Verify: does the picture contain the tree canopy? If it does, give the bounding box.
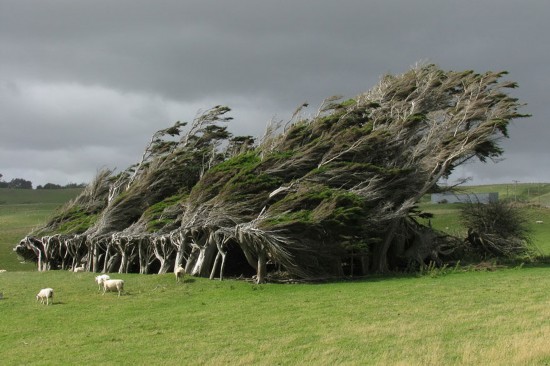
[0,177,33,189]
[15,64,529,282]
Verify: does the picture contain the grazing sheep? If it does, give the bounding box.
[535,220,543,224]
[175,266,185,283]
[36,288,54,305]
[102,279,124,297]
[0,269,7,273]
[73,266,85,273]
[95,274,111,291]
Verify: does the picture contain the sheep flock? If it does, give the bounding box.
[30,265,189,304]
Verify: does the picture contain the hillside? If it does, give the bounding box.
[419,184,550,254]
[0,188,82,270]
[0,188,82,205]
[461,183,550,206]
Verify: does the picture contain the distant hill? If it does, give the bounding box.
[454,183,550,207]
[0,188,83,205]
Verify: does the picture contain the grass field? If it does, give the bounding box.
[0,188,82,271]
[1,186,550,364]
[1,267,550,364]
[418,183,550,255]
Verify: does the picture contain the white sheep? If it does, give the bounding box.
[175,265,185,283]
[102,279,124,297]
[36,288,54,305]
[95,274,111,291]
[73,266,85,273]
[0,269,7,273]
[535,220,543,224]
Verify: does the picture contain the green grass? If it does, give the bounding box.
[419,183,550,255]
[459,183,550,205]
[0,188,82,271]
[1,269,550,364]
[419,202,550,255]
[2,185,550,364]
[0,188,82,205]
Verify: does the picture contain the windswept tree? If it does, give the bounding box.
[176,64,527,278]
[16,64,529,281]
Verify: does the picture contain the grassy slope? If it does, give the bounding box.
[1,269,549,364]
[0,188,82,271]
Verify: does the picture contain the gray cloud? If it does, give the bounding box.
[1,0,548,186]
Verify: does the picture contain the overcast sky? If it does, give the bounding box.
[1,0,548,187]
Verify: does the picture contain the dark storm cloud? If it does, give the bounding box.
[1,0,549,185]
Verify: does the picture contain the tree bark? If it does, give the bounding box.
[374,219,401,273]
[256,251,267,284]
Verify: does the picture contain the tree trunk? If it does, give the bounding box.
[210,252,221,280]
[102,244,111,273]
[118,252,127,274]
[172,231,189,271]
[219,252,227,281]
[138,238,152,274]
[153,235,174,274]
[185,245,200,274]
[157,258,170,274]
[190,241,217,277]
[360,255,369,275]
[210,237,229,280]
[373,219,400,273]
[37,250,44,272]
[256,251,267,284]
[105,253,120,273]
[92,240,100,273]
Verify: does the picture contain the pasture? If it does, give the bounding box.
[1,267,550,364]
[0,188,82,271]
[418,183,550,254]
[1,186,550,364]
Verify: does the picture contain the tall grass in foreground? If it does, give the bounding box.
[1,269,550,365]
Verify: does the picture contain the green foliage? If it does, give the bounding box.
[265,186,365,236]
[208,151,260,174]
[146,218,174,233]
[35,204,99,236]
[192,152,263,203]
[2,178,33,189]
[267,209,314,226]
[143,194,184,218]
[340,98,357,107]
[143,193,185,233]
[270,184,334,213]
[54,209,98,235]
[226,172,282,198]
[13,64,533,277]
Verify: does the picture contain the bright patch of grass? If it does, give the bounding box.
[0,188,82,270]
[1,269,550,364]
